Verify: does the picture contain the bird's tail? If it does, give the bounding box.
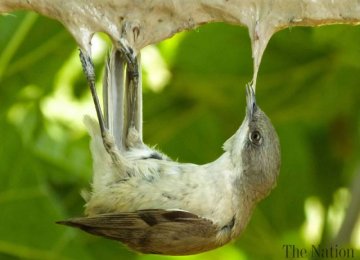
[103,48,143,152]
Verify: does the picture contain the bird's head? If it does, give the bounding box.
[224,84,281,201]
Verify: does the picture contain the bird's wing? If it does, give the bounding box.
[57,209,219,255]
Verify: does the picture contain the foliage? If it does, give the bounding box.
[0,11,359,260]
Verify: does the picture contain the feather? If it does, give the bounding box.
[57,209,220,255]
[103,49,126,151]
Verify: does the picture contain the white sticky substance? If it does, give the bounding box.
[1,0,360,88]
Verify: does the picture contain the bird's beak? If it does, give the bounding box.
[246,84,257,120]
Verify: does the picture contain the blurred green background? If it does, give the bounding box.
[1,11,360,260]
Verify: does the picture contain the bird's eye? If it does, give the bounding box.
[249,130,262,145]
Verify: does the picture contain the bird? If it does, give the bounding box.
[57,42,281,255]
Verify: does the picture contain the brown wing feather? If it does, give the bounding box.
[57,209,220,255]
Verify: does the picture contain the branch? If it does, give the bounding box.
[1,0,360,86]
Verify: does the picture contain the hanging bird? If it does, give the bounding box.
[57,42,281,255]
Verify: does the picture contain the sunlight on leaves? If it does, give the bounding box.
[352,217,360,249]
[327,188,351,238]
[41,49,93,134]
[142,45,171,92]
[157,32,186,66]
[301,197,325,245]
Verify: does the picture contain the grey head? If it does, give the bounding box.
[225,84,281,201]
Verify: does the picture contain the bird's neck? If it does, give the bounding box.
[215,154,256,240]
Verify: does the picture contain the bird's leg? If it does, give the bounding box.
[118,39,143,148]
[126,54,142,143]
[79,50,107,136]
[79,49,118,156]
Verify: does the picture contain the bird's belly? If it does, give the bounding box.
[86,174,236,226]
